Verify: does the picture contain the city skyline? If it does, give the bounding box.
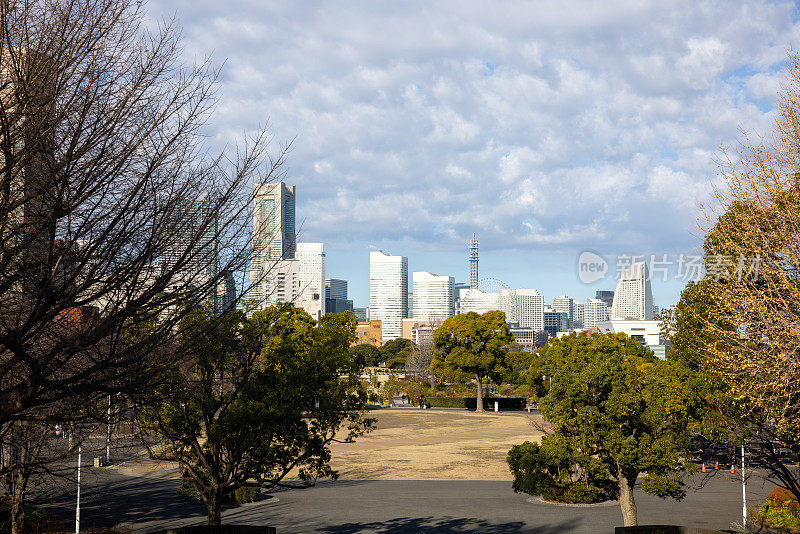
[141,1,795,310]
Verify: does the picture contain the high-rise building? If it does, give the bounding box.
[571,300,585,329]
[353,307,368,322]
[611,262,654,320]
[543,307,569,337]
[457,287,500,315]
[326,278,348,300]
[552,296,574,328]
[412,272,455,320]
[325,278,353,314]
[369,250,408,342]
[502,289,544,331]
[249,182,295,307]
[295,243,325,321]
[159,196,218,297]
[595,290,615,309]
[583,298,610,328]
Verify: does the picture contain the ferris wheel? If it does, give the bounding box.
[477,278,511,294]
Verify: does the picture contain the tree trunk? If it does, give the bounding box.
[206,488,222,525]
[10,488,24,534]
[475,375,484,413]
[618,476,638,526]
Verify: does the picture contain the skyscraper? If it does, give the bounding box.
[552,296,574,328]
[572,300,585,329]
[249,182,295,307]
[611,262,654,320]
[295,242,325,321]
[160,196,218,295]
[502,289,544,330]
[584,298,610,328]
[412,272,455,320]
[325,278,354,314]
[369,250,408,342]
[595,290,615,309]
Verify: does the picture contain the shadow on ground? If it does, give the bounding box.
[319,516,579,533]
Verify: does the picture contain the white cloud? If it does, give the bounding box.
[147,0,798,257]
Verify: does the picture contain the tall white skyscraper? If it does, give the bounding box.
[295,242,326,321]
[583,298,610,328]
[249,182,295,307]
[502,289,544,331]
[552,296,574,328]
[412,272,455,320]
[369,250,408,342]
[611,262,655,320]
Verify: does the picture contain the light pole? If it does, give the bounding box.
[105,394,111,465]
[741,443,747,527]
[75,444,81,534]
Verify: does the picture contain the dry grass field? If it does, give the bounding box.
[328,408,545,480]
[113,408,545,481]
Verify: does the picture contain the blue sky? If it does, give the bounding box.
[147,0,798,308]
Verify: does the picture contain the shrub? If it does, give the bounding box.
[233,486,261,504]
[0,496,47,531]
[771,487,800,513]
[753,500,800,532]
[426,397,468,408]
[177,472,260,504]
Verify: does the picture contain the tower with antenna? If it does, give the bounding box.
[469,233,479,289]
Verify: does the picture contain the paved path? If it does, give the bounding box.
[39,470,776,533]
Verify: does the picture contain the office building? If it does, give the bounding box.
[457,287,500,315]
[402,318,442,346]
[249,182,295,307]
[543,307,569,337]
[571,300,585,329]
[502,289,544,331]
[369,250,408,342]
[355,320,382,347]
[412,272,455,320]
[583,298,609,329]
[595,290,615,308]
[159,196,219,301]
[552,296,574,328]
[295,242,325,321]
[611,262,654,320]
[596,319,665,359]
[353,307,368,322]
[325,278,353,314]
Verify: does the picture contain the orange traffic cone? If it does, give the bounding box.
[702,463,706,473]
[715,461,719,470]
[731,464,735,473]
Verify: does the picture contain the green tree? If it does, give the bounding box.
[509,332,698,526]
[349,343,382,368]
[136,305,374,525]
[378,338,415,369]
[432,311,513,413]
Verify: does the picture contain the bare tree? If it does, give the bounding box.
[405,319,443,392]
[0,0,286,530]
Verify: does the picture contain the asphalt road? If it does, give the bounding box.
[38,468,777,534]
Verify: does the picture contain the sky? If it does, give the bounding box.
[147,0,798,308]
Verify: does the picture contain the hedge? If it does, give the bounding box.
[425,397,527,410]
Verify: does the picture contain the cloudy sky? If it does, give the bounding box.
[148,0,797,308]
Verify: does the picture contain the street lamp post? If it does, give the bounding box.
[741,443,747,527]
[75,444,81,534]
